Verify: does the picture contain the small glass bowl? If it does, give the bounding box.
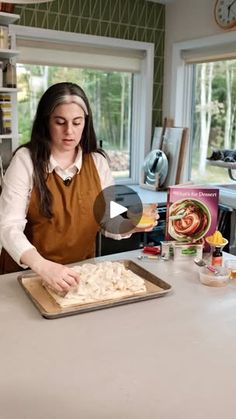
[128,203,157,228]
[199,266,230,287]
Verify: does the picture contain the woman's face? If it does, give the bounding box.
[49,102,86,153]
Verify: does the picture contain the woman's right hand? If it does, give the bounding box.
[34,259,80,293]
[21,249,80,293]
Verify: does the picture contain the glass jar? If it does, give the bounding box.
[0,61,3,87]
[0,105,4,135]
[0,4,15,13]
[5,60,16,88]
[0,26,8,49]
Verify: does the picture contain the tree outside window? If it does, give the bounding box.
[191,59,236,184]
[17,64,132,179]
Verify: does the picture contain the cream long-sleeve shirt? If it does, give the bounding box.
[0,147,127,268]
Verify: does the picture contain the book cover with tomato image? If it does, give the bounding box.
[165,186,219,247]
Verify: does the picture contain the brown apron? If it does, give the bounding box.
[0,154,102,274]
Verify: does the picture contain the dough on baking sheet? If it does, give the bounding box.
[45,261,147,307]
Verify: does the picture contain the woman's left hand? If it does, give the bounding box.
[131,206,160,233]
[132,221,158,233]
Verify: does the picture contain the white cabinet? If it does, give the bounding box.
[0,11,19,170]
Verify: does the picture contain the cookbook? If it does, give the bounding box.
[165,185,219,246]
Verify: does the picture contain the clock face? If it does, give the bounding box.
[215,0,236,28]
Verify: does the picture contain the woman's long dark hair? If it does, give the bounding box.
[16,82,105,217]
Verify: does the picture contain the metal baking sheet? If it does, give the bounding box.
[18,259,173,319]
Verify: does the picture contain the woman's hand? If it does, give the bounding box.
[34,259,80,293]
[20,249,80,293]
[132,204,160,233]
[119,204,160,236]
[132,220,158,233]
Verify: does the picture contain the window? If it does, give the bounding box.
[17,64,132,179]
[11,24,154,184]
[191,59,236,185]
[170,31,236,186]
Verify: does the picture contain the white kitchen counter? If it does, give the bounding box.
[128,184,167,205]
[1,249,236,419]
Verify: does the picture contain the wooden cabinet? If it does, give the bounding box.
[0,11,19,171]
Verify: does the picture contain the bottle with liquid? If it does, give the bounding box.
[0,105,4,135]
[5,59,16,88]
[212,246,223,266]
[0,26,8,49]
[0,61,3,87]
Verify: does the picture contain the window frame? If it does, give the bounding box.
[169,30,236,181]
[10,24,154,185]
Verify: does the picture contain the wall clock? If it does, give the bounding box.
[214,0,236,29]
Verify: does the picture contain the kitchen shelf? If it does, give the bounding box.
[0,87,18,92]
[0,13,19,167]
[0,12,20,26]
[0,48,19,59]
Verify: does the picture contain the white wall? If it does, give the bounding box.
[163,0,235,118]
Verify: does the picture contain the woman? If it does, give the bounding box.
[0,82,157,292]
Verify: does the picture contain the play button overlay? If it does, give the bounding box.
[110,201,127,219]
[93,185,143,235]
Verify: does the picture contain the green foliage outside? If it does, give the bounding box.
[191,60,236,185]
[17,64,132,154]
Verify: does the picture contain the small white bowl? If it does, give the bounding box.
[199,266,229,287]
